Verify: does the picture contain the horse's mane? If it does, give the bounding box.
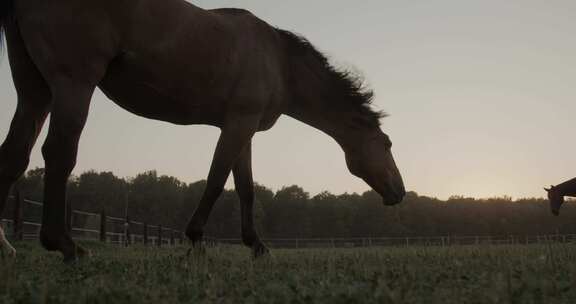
[276,29,385,127]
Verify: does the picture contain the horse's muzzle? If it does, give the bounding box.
[382,189,406,206]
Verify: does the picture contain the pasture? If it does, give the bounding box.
[1,242,575,303]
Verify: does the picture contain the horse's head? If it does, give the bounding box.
[344,130,405,206]
[277,29,405,204]
[545,186,564,216]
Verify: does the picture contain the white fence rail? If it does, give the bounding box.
[215,234,576,249]
[3,194,576,250]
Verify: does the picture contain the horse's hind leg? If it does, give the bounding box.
[0,24,51,256]
[232,142,269,258]
[16,13,114,261]
[38,82,96,262]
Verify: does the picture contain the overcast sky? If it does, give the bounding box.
[0,0,574,199]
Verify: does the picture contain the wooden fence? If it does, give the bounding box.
[216,234,576,249]
[1,192,185,247]
[2,192,576,250]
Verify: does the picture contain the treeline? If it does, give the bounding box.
[11,168,576,238]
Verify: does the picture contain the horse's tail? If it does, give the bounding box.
[0,0,15,54]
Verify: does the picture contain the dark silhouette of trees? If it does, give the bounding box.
[10,168,576,238]
[68,170,127,217]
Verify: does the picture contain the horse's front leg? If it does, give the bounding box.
[233,142,269,258]
[186,115,261,248]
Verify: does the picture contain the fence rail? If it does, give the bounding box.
[2,192,576,250]
[1,193,186,247]
[213,234,576,249]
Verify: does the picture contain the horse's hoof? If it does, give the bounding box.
[252,244,270,259]
[63,245,90,263]
[40,232,66,252]
[40,232,89,263]
[185,228,204,245]
[186,245,207,258]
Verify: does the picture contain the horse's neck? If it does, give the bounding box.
[556,178,576,197]
[285,103,352,148]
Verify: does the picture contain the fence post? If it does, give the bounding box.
[12,190,23,241]
[157,225,162,247]
[125,217,131,247]
[143,223,149,246]
[179,231,184,245]
[170,229,175,246]
[100,209,107,243]
[66,200,72,234]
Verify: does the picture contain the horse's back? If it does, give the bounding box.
[98,2,285,128]
[13,0,286,128]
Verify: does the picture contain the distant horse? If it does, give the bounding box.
[0,0,405,261]
[545,178,576,216]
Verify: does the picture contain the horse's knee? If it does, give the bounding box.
[0,103,49,184]
[41,141,78,178]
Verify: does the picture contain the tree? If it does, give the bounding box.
[13,168,576,239]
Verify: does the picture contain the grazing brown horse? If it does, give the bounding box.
[0,0,405,261]
[545,178,576,216]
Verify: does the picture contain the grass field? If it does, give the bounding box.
[0,242,575,304]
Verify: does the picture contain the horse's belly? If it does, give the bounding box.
[98,61,223,126]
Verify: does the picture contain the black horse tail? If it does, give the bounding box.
[0,0,15,53]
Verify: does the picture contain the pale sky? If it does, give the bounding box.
[0,0,574,199]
